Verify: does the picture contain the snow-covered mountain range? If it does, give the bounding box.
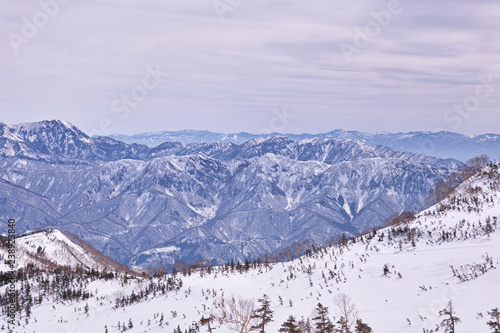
[111,129,500,162]
[0,120,465,268]
[3,162,499,333]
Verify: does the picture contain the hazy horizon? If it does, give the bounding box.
[2,1,499,137]
[3,119,500,138]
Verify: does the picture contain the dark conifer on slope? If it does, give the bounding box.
[440,301,461,333]
[251,294,274,333]
[279,315,300,333]
[488,308,500,333]
[312,303,335,333]
[355,319,373,333]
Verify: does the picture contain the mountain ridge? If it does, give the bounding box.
[1,121,459,169]
[111,128,500,162]
[0,120,465,268]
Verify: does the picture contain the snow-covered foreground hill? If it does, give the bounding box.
[0,229,131,273]
[3,165,500,333]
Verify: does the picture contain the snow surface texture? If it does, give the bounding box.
[3,165,499,332]
[0,121,459,267]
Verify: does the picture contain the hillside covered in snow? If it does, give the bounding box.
[2,163,499,332]
[0,229,131,273]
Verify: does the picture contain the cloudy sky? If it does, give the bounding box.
[1,0,499,136]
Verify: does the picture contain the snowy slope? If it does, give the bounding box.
[5,164,499,332]
[0,229,130,272]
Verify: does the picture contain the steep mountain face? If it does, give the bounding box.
[0,121,459,268]
[112,129,500,162]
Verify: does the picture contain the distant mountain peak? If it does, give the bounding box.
[13,119,87,136]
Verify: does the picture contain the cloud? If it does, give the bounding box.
[0,0,499,136]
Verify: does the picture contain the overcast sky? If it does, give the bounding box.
[1,0,499,136]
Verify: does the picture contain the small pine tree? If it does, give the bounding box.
[487,308,500,333]
[245,258,251,271]
[336,316,349,333]
[383,264,390,276]
[104,325,108,333]
[305,318,313,333]
[188,321,200,333]
[312,303,335,333]
[84,303,89,315]
[128,318,133,329]
[279,315,300,333]
[251,294,274,332]
[298,317,313,333]
[354,319,373,333]
[173,325,182,333]
[25,302,32,318]
[440,301,461,333]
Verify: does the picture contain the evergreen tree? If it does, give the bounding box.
[173,325,182,333]
[251,294,274,332]
[439,301,461,333]
[128,318,133,329]
[279,315,300,333]
[298,317,313,333]
[188,321,200,333]
[336,317,349,333]
[487,308,500,333]
[312,303,335,333]
[305,318,313,333]
[383,264,390,277]
[354,319,372,333]
[25,302,32,318]
[244,258,251,272]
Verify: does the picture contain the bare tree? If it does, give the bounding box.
[440,300,461,333]
[334,293,358,333]
[429,179,454,203]
[385,211,416,226]
[467,155,490,172]
[427,154,490,205]
[213,296,257,333]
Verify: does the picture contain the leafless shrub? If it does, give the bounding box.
[333,292,358,332]
[212,296,257,333]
